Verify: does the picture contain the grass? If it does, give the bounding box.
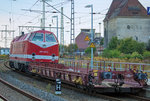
[46,83,51,92]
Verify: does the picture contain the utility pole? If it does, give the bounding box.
[99,23,101,37]
[4,25,7,48]
[60,7,64,55]
[42,0,46,30]
[85,5,94,69]
[0,25,15,48]
[70,0,75,44]
[70,0,75,57]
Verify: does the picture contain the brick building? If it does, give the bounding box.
[75,29,103,55]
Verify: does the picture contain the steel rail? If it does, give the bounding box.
[0,94,8,101]
[0,63,43,101]
[126,94,150,101]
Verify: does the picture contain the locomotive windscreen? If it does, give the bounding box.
[32,33,44,41]
[45,34,56,42]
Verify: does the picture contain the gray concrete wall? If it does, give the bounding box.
[104,18,117,48]
[104,17,150,47]
[116,17,150,43]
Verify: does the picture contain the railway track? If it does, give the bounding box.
[125,94,150,101]
[0,77,43,101]
[0,94,8,101]
[3,61,125,101]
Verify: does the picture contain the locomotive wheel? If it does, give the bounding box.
[9,61,15,68]
[86,86,95,95]
[24,66,31,74]
[18,63,23,71]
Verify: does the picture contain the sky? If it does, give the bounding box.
[0,0,149,47]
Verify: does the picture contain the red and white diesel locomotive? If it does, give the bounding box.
[9,30,59,71]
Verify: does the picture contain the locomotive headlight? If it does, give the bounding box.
[32,53,35,56]
[32,53,35,60]
[32,57,35,60]
[52,54,55,57]
[52,54,55,61]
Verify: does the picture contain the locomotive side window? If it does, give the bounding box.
[32,33,44,41]
[45,34,56,42]
[28,33,35,41]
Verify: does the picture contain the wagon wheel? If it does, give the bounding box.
[86,84,95,95]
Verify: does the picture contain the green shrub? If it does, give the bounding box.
[119,54,131,59]
[108,37,119,50]
[124,54,131,59]
[102,49,121,58]
[143,51,150,59]
[110,50,121,58]
[131,52,143,60]
[102,49,110,58]
[85,47,96,55]
[118,38,145,54]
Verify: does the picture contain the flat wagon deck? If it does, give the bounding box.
[28,59,149,93]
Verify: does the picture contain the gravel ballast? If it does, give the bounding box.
[0,72,67,101]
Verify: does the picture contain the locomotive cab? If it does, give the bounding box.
[28,31,59,62]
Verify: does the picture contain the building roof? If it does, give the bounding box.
[104,0,148,21]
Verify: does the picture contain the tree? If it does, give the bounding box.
[118,38,145,54]
[100,38,104,46]
[108,37,119,50]
[67,44,78,54]
[146,39,150,51]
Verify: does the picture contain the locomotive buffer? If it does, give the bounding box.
[55,79,61,95]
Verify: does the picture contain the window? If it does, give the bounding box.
[135,36,138,41]
[32,33,44,42]
[127,25,130,29]
[28,33,34,41]
[45,34,56,42]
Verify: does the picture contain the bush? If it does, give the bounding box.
[131,52,143,60]
[118,38,145,54]
[108,37,119,50]
[67,44,78,53]
[102,49,111,58]
[143,51,150,59]
[119,54,131,59]
[85,47,96,55]
[102,49,121,58]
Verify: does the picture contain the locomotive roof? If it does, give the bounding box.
[12,30,55,42]
[32,30,53,34]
